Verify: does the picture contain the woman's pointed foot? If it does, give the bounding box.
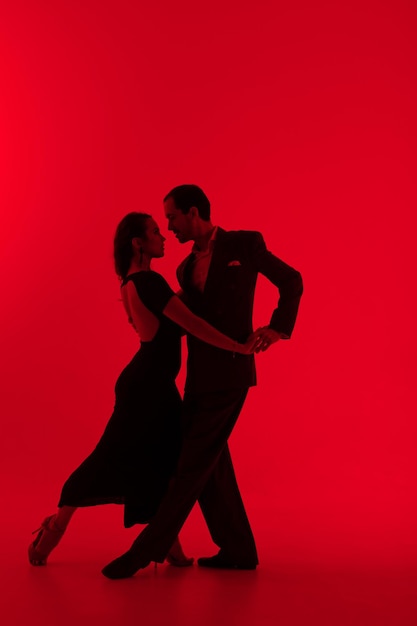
[166,552,194,567]
[101,550,151,579]
[28,514,66,566]
[166,536,194,567]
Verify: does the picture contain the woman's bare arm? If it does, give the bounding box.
[163,295,256,354]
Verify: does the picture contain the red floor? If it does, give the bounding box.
[5,492,417,626]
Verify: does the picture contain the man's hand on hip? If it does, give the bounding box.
[252,326,287,352]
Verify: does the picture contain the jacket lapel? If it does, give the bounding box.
[203,228,228,299]
[178,253,195,290]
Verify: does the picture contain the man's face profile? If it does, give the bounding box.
[164,197,194,243]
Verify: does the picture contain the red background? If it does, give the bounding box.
[1,1,416,624]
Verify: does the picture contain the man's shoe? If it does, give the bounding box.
[197,553,257,570]
[101,549,151,579]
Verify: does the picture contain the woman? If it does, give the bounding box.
[28,212,256,567]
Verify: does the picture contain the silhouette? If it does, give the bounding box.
[28,212,256,568]
[102,185,303,578]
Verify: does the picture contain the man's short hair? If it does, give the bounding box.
[164,184,211,221]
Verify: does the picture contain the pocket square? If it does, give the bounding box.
[227,260,241,266]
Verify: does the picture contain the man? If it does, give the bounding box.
[102,185,303,578]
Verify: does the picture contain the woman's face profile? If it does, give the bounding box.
[141,218,166,258]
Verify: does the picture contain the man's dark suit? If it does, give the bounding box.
[122,228,303,565]
[178,228,303,392]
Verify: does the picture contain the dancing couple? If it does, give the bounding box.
[29,184,303,577]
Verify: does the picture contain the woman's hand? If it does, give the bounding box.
[252,326,286,352]
[235,332,261,355]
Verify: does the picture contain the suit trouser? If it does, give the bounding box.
[130,387,258,564]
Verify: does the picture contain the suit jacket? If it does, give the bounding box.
[177,227,303,393]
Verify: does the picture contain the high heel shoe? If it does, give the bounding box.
[28,514,65,566]
[165,535,194,567]
[166,552,194,567]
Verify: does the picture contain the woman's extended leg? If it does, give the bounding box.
[28,506,77,566]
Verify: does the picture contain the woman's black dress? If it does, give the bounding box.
[58,271,182,528]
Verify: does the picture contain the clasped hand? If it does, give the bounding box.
[241,326,284,354]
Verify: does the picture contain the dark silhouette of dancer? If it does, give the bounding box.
[29,212,256,568]
[102,185,303,578]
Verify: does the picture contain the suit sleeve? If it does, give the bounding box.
[248,232,303,338]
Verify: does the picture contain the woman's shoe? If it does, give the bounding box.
[166,552,194,567]
[28,514,65,566]
[166,536,194,567]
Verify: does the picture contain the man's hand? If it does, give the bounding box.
[252,326,286,352]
